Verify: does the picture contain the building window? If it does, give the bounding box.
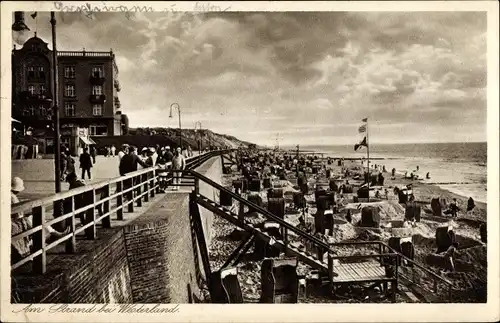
[89,125,108,136]
[64,66,75,78]
[64,102,75,116]
[27,66,35,80]
[37,66,45,79]
[92,66,103,78]
[28,85,35,95]
[92,104,103,116]
[39,84,46,95]
[25,106,35,116]
[64,84,75,97]
[92,85,103,95]
[39,105,46,117]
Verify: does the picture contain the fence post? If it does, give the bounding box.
[144,173,150,203]
[66,196,76,253]
[128,178,135,213]
[194,175,200,195]
[117,181,124,220]
[150,169,156,198]
[328,252,334,294]
[32,205,46,274]
[85,189,97,240]
[136,175,143,208]
[102,184,111,229]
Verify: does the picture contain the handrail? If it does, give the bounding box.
[10,150,231,274]
[189,169,333,252]
[380,242,453,286]
[11,150,230,215]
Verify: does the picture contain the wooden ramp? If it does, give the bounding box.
[333,262,386,283]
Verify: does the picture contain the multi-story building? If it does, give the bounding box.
[12,34,127,154]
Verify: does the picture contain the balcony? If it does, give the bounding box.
[114,96,121,109]
[89,94,106,103]
[114,79,121,92]
[90,73,105,85]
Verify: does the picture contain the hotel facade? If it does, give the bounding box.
[12,35,127,154]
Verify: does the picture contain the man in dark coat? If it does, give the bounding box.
[79,147,93,180]
[119,146,149,201]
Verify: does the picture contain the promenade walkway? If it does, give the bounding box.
[12,156,122,201]
[11,153,200,201]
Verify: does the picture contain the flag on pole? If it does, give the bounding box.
[362,117,368,122]
[30,12,37,19]
[358,125,367,133]
[354,136,367,151]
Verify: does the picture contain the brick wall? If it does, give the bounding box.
[123,193,200,303]
[13,228,133,303]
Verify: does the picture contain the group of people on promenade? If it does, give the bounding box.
[11,143,196,266]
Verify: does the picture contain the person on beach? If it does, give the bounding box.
[172,147,186,191]
[79,147,93,180]
[449,198,460,218]
[426,172,431,179]
[467,197,475,213]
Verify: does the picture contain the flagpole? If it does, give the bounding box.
[366,119,370,202]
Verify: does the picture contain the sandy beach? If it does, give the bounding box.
[206,151,487,303]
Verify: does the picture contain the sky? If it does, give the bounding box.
[13,11,487,146]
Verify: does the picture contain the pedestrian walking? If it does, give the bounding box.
[79,147,93,180]
[172,147,186,191]
[118,144,128,161]
[111,145,116,157]
[90,145,97,164]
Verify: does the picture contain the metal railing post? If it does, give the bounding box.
[32,205,46,274]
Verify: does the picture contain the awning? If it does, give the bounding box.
[12,118,22,123]
[80,137,96,145]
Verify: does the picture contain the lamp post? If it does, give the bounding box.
[169,103,182,150]
[194,121,202,156]
[12,11,61,192]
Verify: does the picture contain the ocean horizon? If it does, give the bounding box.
[283,142,487,203]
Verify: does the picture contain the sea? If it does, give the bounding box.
[287,142,488,203]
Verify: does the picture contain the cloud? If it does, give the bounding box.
[16,11,487,146]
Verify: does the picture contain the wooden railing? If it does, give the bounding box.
[331,240,454,302]
[10,150,231,274]
[379,242,454,302]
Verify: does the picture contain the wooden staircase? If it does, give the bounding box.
[196,193,332,273]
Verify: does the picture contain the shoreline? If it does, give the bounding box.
[340,158,487,223]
